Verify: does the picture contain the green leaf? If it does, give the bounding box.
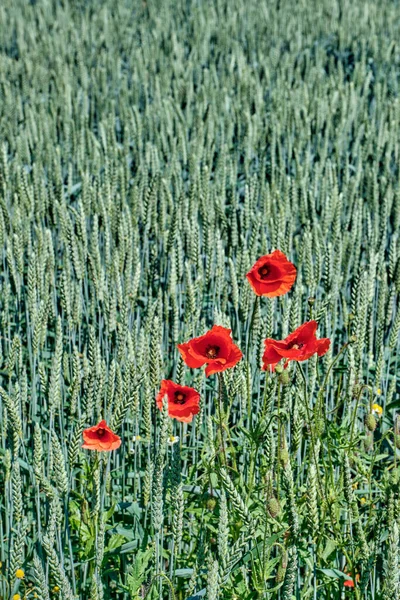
[318,568,352,581]
[321,539,337,561]
[126,547,154,596]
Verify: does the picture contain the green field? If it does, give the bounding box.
[0,0,400,598]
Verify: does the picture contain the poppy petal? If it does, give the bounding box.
[82,420,121,452]
[178,326,242,375]
[246,250,296,297]
[316,337,330,356]
[177,342,206,368]
[156,380,201,423]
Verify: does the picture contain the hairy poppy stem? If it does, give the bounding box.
[320,342,349,394]
[297,362,357,580]
[276,381,282,500]
[349,384,373,449]
[246,296,259,360]
[217,373,228,468]
[144,573,177,600]
[297,363,325,501]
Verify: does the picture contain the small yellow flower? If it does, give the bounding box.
[372,403,383,417]
[15,568,25,579]
[53,585,60,593]
[132,435,141,442]
[352,481,359,490]
[360,497,367,505]
[376,388,382,396]
[13,595,21,600]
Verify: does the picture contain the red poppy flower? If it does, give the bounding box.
[262,320,330,371]
[177,325,242,377]
[156,380,200,423]
[246,250,296,297]
[344,573,359,588]
[82,420,121,451]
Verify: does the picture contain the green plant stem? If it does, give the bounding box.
[297,363,324,500]
[246,295,259,360]
[144,573,177,600]
[217,373,228,468]
[349,384,373,449]
[298,364,360,599]
[320,342,349,394]
[276,381,282,499]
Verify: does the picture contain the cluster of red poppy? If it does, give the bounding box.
[82,250,330,449]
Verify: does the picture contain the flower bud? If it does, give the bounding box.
[206,497,217,511]
[267,496,280,518]
[364,431,374,451]
[279,448,290,467]
[279,369,291,386]
[275,550,288,583]
[276,563,286,583]
[365,413,377,432]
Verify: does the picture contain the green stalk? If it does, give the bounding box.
[217,373,228,468]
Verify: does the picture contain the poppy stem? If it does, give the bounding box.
[276,381,281,500]
[246,296,259,360]
[349,384,373,449]
[297,363,325,502]
[320,342,349,394]
[217,373,228,468]
[144,573,177,600]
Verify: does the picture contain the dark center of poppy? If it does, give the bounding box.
[258,265,269,279]
[97,428,105,436]
[174,391,187,405]
[205,345,220,359]
[287,341,304,350]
